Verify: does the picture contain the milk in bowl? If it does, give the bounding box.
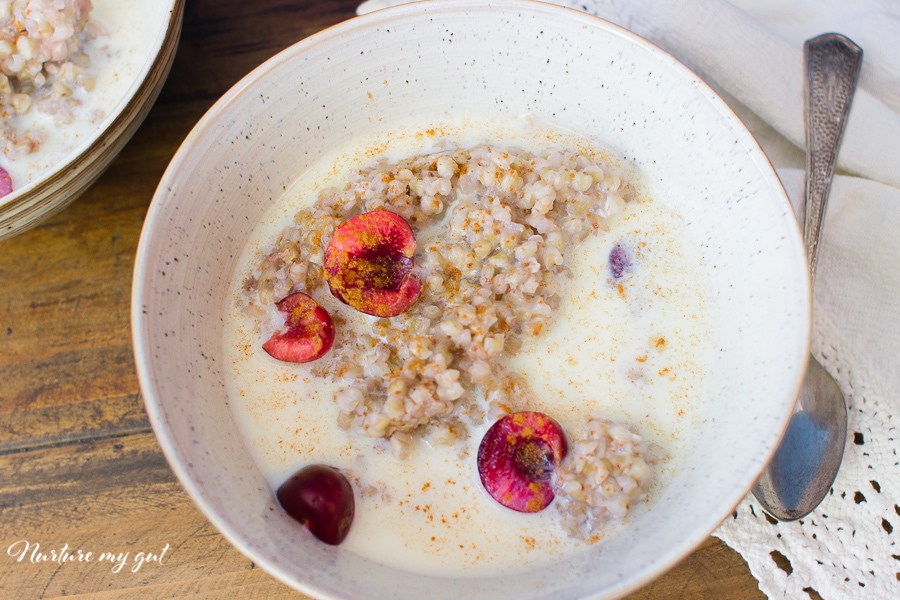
[223,118,713,576]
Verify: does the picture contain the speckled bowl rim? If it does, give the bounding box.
[134,1,809,598]
[0,0,185,234]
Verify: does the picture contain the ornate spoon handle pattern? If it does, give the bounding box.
[803,34,862,281]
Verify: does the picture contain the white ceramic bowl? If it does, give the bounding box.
[133,1,810,598]
[0,0,185,240]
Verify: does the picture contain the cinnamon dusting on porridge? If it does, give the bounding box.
[240,143,665,540]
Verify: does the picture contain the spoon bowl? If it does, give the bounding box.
[753,356,848,519]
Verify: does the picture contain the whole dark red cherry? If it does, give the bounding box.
[276,464,355,545]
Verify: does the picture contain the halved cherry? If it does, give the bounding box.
[323,209,421,317]
[0,167,12,198]
[277,464,355,545]
[262,292,334,363]
[477,411,568,513]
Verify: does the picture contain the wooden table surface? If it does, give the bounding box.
[0,1,767,598]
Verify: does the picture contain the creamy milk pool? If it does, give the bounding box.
[223,118,712,577]
[0,0,162,199]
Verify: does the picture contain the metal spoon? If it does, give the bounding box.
[751,33,862,521]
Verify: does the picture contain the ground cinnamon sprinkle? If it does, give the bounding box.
[242,144,635,459]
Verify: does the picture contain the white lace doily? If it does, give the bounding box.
[714,306,900,599]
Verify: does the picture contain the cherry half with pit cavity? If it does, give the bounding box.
[323,209,421,317]
[477,411,568,513]
[276,464,355,546]
[262,291,334,363]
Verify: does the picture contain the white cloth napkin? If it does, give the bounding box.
[357,2,900,597]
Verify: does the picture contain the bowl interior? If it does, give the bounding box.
[134,2,809,599]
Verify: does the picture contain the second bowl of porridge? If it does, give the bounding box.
[0,0,184,239]
[133,1,810,598]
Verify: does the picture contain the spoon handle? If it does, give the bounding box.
[803,34,862,283]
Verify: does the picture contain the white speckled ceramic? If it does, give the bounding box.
[0,0,184,240]
[133,1,809,598]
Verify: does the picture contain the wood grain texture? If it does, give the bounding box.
[0,433,300,599]
[0,1,766,598]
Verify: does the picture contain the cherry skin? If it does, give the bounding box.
[477,411,568,513]
[262,292,334,363]
[276,464,355,545]
[323,209,421,317]
[0,167,12,198]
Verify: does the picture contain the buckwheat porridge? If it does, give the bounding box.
[0,0,161,199]
[224,121,711,575]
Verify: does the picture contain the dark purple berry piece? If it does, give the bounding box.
[609,243,630,280]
